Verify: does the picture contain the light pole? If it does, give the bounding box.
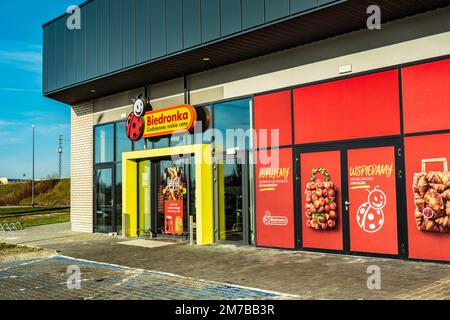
[32,125,35,208]
[57,135,63,179]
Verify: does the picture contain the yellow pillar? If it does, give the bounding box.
[194,144,214,245]
[123,159,138,238]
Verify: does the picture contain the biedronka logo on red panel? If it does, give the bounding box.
[263,211,289,227]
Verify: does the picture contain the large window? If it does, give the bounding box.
[153,137,170,149]
[138,161,152,236]
[194,105,213,145]
[134,139,146,151]
[94,124,114,163]
[115,122,132,161]
[94,121,131,234]
[95,167,113,233]
[213,98,252,150]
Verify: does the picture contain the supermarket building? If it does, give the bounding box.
[43,0,450,262]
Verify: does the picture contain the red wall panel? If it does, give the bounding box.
[294,70,401,144]
[255,148,295,249]
[254,91,292,148]
[402,58,450,134]
[405,133,450,261]
[300,151,343,251]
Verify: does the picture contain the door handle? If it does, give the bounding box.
[345,201,351,211]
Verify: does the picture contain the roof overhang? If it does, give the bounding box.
[45,0,450,105]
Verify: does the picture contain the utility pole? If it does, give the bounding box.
[32,125,35,208]
[57,135,63,179]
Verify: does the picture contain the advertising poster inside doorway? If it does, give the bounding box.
[256,148,295,249]
[348,147,398,255]
[161,167,187,236]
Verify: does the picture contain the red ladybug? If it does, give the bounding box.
[126,113,144,142]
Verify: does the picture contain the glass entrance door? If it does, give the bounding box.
[216,152,249,244]
[94,166,114,233]
[137,157,195,239]
[153,158,194,237]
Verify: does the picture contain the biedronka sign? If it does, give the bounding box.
[126,100,197,142]
[143,105,197,139]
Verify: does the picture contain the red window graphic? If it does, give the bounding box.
[402,58,450,134]
[348,147,398,255]
[300,151,343,251]
[294,70,401,144]
[254,90,292,148]
[405,133,450,261]
[255,148,295,249]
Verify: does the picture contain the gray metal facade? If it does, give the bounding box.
[43,0,339,95]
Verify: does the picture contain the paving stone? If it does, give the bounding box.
[0,256,295,300]
[3,223,450,300]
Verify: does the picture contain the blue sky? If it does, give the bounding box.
[0,1,83,179]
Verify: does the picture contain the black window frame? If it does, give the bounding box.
[93,120,136,234]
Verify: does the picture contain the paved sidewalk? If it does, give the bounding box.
[0,256,295,300]
[2,223,450,300]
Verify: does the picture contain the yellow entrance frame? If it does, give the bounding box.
[122,144,214,245]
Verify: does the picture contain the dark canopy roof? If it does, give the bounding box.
[44,0,450,105]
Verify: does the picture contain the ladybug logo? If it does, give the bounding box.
[126,94,152,142]
[132,94,151,117]
[133,98,145,117]
[126,113,144,142]
[356,186,386,233]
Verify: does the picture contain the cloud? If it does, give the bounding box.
[0,120,21,127]
[0,87,41,93]
[0,130,22,145]
[0,120,26,145]
[35,123,70,136]
[0,49,42,73]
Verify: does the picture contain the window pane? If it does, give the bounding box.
[95,124,114,163]
[138,161,152,236]
[134,138,146,151]
[154,137,170,149]
[171,134,189,147]
[95,167,113,233]
[214,99,251,150]
[145,139,153,150]
[193,105,213,144]
[116,122,132,161]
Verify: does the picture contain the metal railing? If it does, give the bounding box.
[0,222,23,232]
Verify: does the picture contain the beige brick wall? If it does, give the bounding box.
[71,102,94,233]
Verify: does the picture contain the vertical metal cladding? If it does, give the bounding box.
[42,0,333,94]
